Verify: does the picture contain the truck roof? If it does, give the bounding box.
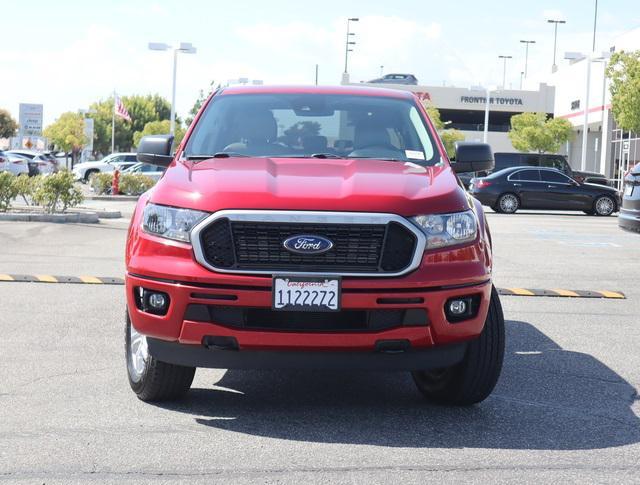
[219,84,414,99]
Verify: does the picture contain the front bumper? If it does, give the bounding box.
[619,207,640,233]
[126,204,493,369]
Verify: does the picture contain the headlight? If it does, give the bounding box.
[411,210,478,249]
[142,203,208,243]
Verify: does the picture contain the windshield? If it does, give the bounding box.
[184,93,440,165]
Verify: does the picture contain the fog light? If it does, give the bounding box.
[135,287,170,315]
[444,294,480,323]
[148,293,167,309]
[448,299,467,315]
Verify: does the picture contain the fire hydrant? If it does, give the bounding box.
[111,169,120,195]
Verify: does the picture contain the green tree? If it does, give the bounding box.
[606,50,640,133]
[0,109,18,139]
[44,112,87,162]
[90,94,173,155]
[508,112,573,154]
[423,103,465,158]
[186,81,217,126]
[133,120,185,149]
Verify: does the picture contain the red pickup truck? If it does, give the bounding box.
[125,85,504,406]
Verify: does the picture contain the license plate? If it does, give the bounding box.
[272,276,341,311]
[624,184,634,196]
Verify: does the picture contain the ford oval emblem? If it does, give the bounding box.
[283,235,334,254]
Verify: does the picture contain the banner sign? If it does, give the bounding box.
[19,103,44,136]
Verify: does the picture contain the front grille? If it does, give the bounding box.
[185,304,428,332]
[197,217,418,274]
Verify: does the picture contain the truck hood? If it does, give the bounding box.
[150,157,470,216]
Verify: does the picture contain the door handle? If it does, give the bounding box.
[547,185,557,188]
[513,183,522,187]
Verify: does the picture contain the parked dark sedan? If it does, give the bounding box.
[367,73,418,85]
[619,163,640,232]
[469,166,620,216]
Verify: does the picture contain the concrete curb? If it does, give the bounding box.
[84,195,139,201]
[0,212,100,223]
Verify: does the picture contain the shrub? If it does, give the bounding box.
[33,170,84,213]
[90,172,114,195]
[12,174,41,205]
[119,173,155,195]
[0,172,18,212]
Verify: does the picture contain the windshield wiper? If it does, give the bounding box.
[309,153,343,159]
[346,156,406,162]
[186,152,249,160]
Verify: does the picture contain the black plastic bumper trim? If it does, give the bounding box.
[147,338,468,371]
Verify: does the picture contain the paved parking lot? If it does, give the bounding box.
[0,211,639,483]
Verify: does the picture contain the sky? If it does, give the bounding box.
[1,0,639,126]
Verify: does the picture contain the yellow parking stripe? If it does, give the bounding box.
[35,275,58,283]
[597,290,625,299]
[0,274,14,281]
[552,289,580,297]
[79,276,103,284]
[508,288,535,296]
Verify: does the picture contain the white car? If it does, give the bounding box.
[0,151,29,176]
[72,152,138,181]
[7,150,58,175]
[122,162,166,182]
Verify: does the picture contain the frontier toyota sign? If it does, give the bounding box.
[459,95,524,106]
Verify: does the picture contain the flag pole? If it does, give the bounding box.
[111,90,116,154]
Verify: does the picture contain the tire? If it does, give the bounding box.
[125,311,195,402]
[412,286,505,406]
[495,193,519,214]
[593,195,616,216]
[84,169,99,182]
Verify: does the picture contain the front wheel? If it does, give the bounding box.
[412,286,505,405]
[593,195,616,216]
[125,312,195,402]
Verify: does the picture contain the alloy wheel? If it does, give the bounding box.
[499,194,519,213]
[595,196,614,216]
[128,323,149,382]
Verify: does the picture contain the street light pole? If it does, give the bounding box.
[498,55,512,89]
[592,0,598,52]
[148,42,197,135]
[520,40,536,79]
[343,18,359,74]
[170,48,178,135]
[547,19,566,71]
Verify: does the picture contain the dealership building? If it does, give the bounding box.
[551,26,640,189]
[348,26,640,189]
[346,77,555,154]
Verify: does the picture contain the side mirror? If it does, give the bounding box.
[136,134,175,167]
[452,142,495,173]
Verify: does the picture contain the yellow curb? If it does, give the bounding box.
[35,275,58,283]
[551,289,580,297]
[0,274,14,281]
[508,288,536,296]
[597,290,626,299]
[79,276,103,284]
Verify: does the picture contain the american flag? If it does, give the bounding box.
[114,95,131,122]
